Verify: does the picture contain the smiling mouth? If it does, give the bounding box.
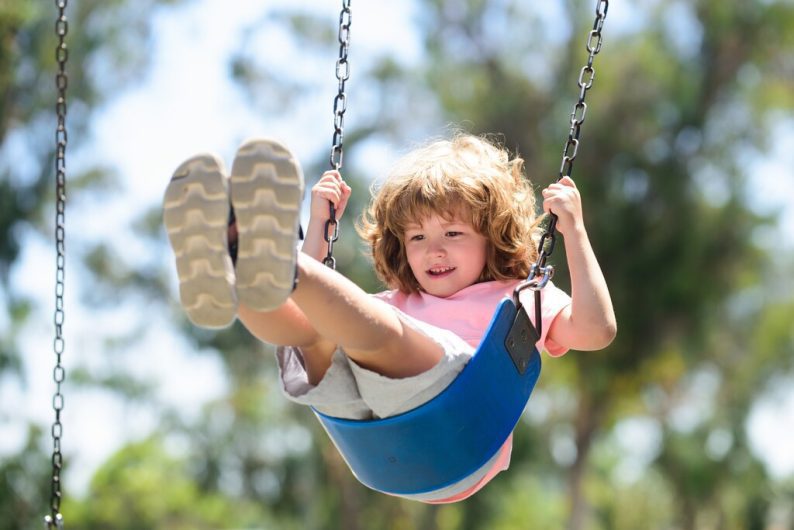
[427,266,456,276]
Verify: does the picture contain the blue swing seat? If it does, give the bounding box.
[313,296,542,496]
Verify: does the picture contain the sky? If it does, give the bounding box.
[4,0,793,498]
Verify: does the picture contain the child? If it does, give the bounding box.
[163,133,616,502]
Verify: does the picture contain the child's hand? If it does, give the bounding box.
[310,170,352,223]
[541,176,584,235]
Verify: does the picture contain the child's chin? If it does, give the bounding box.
[424,286,455,298]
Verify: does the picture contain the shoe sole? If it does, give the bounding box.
[163,154,237,328]
[230,138,304,312]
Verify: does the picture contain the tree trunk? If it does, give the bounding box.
[323,444,361,530]
[566,391,604,530]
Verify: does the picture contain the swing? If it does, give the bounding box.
[43,2,610,522]
[315,292,543,495]
[312,0,610,496]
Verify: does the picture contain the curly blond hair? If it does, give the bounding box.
[357,133,541,293]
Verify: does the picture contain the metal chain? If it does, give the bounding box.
[323,0,352,269]
[45,1,68,529]
[527,0,608,336]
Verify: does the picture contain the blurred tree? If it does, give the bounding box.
[5,1,793,530]
[0,426,53,530]
[143,1,794,528]
[0,0,187,526]
[64,436,285,529]
[408,1,794,529]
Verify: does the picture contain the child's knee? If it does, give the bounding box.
[301,338,337,384]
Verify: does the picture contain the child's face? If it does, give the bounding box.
[403,212,487,298]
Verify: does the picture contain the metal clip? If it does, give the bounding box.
[511,265,554,306]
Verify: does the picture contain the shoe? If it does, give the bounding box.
[230,138,304,311]
[163,154,237,328]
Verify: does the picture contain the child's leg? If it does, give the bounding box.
[290,254,445,379]
[237,259,445,382]
[227,138,444,380]
[222,138,333,383]
[162,140,435,385]
[237,301,336,385]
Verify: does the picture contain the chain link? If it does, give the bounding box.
[324,0,352,269]
[46,1,68,529]
[528,0,608,336]
[533,0,608,273]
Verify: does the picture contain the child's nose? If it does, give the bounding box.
[428,240,446,256]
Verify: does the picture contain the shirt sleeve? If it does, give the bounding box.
[372,289,397,303]
[519,281,572,357]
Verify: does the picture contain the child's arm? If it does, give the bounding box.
[541,176,617,351]
[302,170,352,261]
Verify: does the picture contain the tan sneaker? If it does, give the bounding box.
[163,154,237,328]
[230,138,304,312]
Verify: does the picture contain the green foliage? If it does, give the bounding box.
[64,436,278,529]
[0,0,188,281]
[486,475,569,530]
[0,0,188,526]
[3,1,794,529]
[398,1,794,528]
[0,425,52,530]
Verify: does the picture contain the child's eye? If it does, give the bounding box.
[446,231,462,237]
[409,234,424,241]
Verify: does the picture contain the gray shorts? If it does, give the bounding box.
[275,308,506,501]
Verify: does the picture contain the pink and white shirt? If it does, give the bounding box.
[376,279,572,502]
[376,279,571,355]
